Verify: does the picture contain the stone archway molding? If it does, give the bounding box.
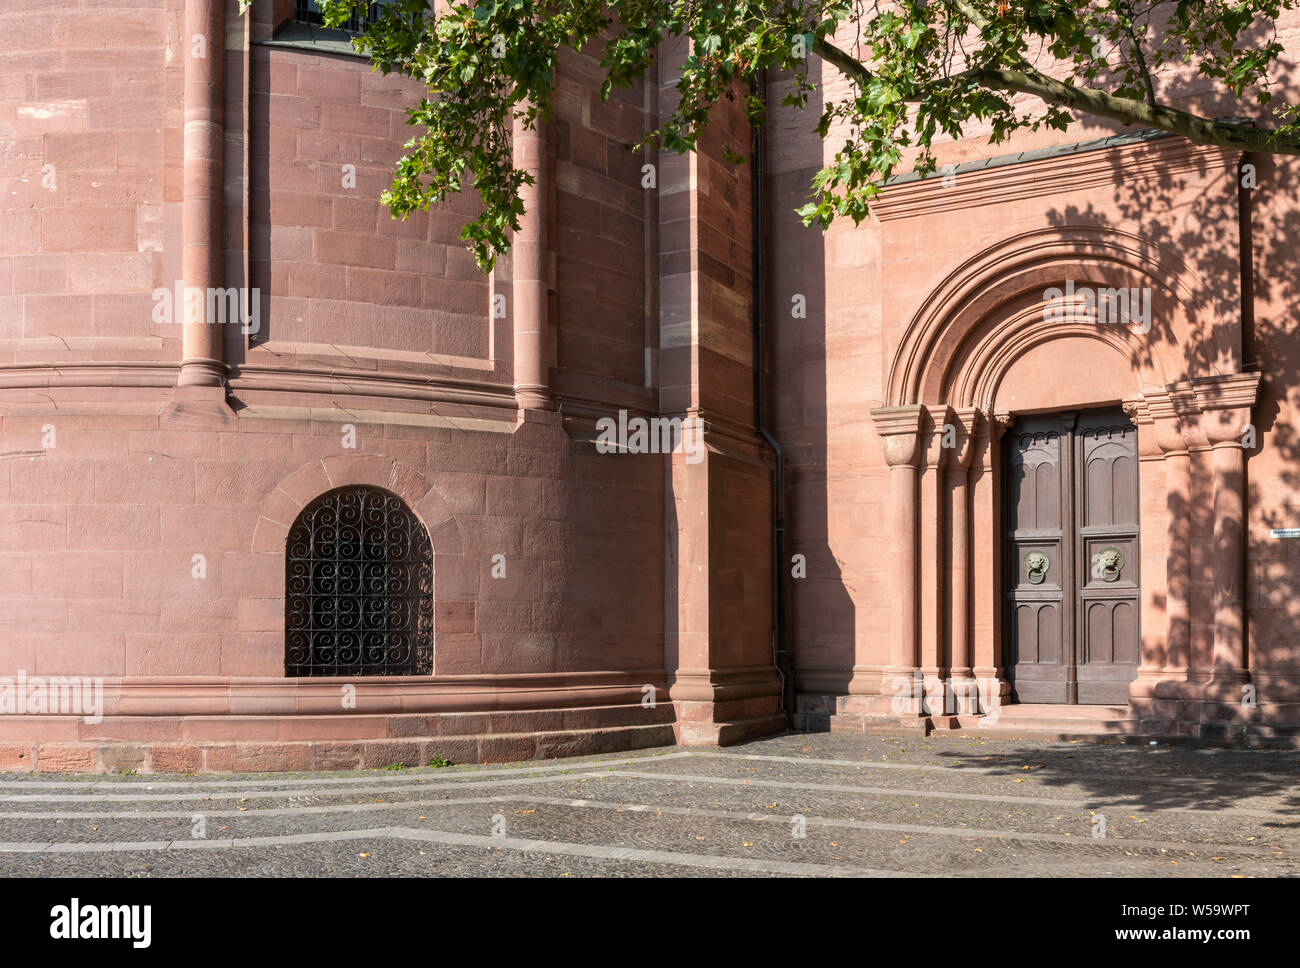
[253,453,463,558]
[886,225,1224,409]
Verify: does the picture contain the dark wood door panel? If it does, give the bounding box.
[1010,601,1068,703]
[1080,426,1139,528]
[1007,426,1063,532]
[1074,409,1140,703]
[1004,415,1071,703]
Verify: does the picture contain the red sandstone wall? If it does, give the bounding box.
[0,412,669,685]
[237,1,499,390]
[1243,149,1300,674]
[552,44,652,404]
[1,0,1294,725]
[248,45,491,360]
[768,67,888,693]
[0,0,174,363]
[0,1,673,702]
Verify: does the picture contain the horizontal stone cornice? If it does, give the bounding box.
[1188,371,1262,412]
[1138,374,1261,450]
[0,362,178,391]
[230,363,516,411]
[873,134,1232,222]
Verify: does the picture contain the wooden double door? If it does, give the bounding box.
[1003,407,1140,704]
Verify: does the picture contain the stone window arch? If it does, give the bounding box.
[285,485,433,676]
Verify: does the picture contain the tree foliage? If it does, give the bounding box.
[241,0,1300,269]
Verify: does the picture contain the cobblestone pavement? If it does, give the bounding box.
[2,732,1297,877]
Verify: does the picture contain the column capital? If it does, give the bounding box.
[1152,416,1191,456]
[1143,375,1262,450]
[870,404,925,468]
[1192,372,1261,447]
[1120,395,1148,424]
[1142,387,1190,455]
[1122,395,1166,459]
[967,407,1004,472]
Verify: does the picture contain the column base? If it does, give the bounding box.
[672,697,787,746]
[177,358,226,387]
[793,693,933,735]
[514,385,554,411]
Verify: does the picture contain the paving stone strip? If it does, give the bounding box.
[3,794,1281,859]
[0,772,613,804]
[692,751,1273,786]
[0,827,905,877]
[596,771,1296,821]
[2,734,1293,877]
[0,751,695,790]
[6,767,1287,819]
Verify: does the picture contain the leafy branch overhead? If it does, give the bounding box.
[241,0,1300,269]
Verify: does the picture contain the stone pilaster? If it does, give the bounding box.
[947,407,980,711]
[972,411,1013,715]
[869,404,925,710]
[165,0,234,430]
[179,0,226,388]
[659,59,778,745]
[919,405,953,716]
[1192,373,1261,701]
[1145,387,1197,699]
[664,416,784,745]
[512,107,553,412]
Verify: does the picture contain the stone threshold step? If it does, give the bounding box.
[976,720,1134,735]
[995,703,1130,721]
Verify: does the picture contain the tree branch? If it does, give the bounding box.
[811,33,1300,156]
[812,36,873,84]
[963,65,1300,154]
[948,0,989,30]
[1120,11,1158,109]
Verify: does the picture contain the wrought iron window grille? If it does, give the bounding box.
[285,486,434,677]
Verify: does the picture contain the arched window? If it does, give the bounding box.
[285,486,433,676]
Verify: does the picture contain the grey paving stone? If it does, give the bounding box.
[1,733,1295,877]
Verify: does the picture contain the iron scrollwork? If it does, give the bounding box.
[285,486,433,676]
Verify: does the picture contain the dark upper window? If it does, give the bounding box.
[267,1,412,55]
[285,486,433,676]
[292,0,380,32]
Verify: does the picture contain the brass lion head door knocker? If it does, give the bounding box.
[1023,550,1050,584]
[1091,547,1124,582]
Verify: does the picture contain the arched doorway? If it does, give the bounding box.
[871,226,1259,726]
